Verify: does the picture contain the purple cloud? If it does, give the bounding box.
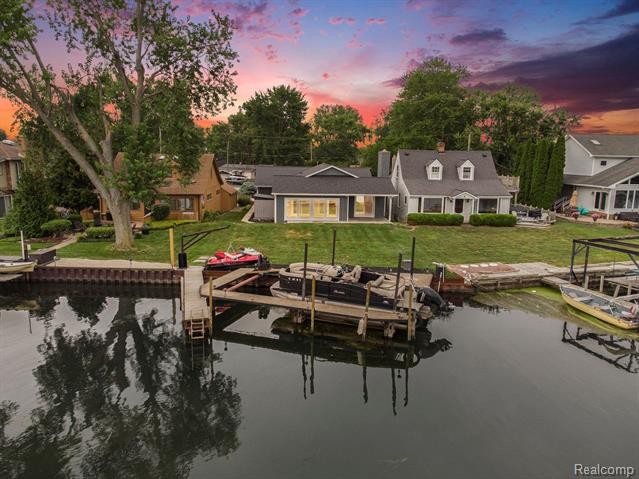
[475,25,639,114]
[450,28,507,45]
[366,18,386,25]
[329,16,343,25]
[289,7,308,17]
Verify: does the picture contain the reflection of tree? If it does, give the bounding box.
[66,294,107,326]
[2,297,241,478]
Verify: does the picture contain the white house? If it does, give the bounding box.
[563,134,639,218]
[390,146,512,223]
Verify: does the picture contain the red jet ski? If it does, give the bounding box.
[204,247,269,271]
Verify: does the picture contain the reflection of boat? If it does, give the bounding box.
[0,261,36,273]
[560,284,639,330]
[204,247,269,272]
[271,262,451,318]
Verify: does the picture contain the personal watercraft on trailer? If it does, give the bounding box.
[204,247,269,271]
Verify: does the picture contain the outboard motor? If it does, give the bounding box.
[417,287,454,313]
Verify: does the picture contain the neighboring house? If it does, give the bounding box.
[391,146,512,223]
[99,153,237,222]
[0,140,23,218]
[253,162,397,223]
[563,134,639,218]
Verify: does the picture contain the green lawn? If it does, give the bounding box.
[56,217,638,269]
[0,236,54,256]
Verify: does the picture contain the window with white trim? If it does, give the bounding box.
[422,198,443,213]
[462,166,472,180]
[430,166,441,180]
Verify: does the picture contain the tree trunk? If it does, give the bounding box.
[105,192,134,250]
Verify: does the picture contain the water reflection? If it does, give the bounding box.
[213,306,452,415]
[0,291,241,478]
[561,322,639,373]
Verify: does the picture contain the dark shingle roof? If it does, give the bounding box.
[564,158,639,187]
[571,134,639,157]
[0,141,22,162]
[255,163,370,186]
[398,149,510,197]
[271,176,396,195]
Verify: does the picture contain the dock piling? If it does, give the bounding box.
[331,229,337,266]
[360,282,371,341]
[599,275,605,292]
[169,228,176,268]
[393,253,402,311]
[310,275,316,333]
[407,288,414,341]
[410,237,416,280]
[302,242,308,298]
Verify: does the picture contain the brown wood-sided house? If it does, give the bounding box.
[99,153,237,222]
[0,140,23,218]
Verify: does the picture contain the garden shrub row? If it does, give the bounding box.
[83,226,115,240]
[469,213,517,227]
[40,219,72,236]
[407,213,464,226]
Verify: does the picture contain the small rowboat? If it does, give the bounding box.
[560,284,639,330]
[0,261,36,273]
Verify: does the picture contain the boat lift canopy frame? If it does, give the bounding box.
[570,235,639,283]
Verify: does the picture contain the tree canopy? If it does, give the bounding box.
[311,104,368,165]
[241,85,311,165]
[378,58,476,152]
[0,128,6,141]
[0,0,237,248]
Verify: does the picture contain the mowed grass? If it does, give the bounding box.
[0,236,54,256]
[56,217,638,269]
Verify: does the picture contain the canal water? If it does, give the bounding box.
[1,285,637,478]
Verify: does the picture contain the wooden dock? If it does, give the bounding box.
[182,266,211,340]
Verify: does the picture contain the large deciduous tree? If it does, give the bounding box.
[0,0,237,248]
[311,104,368,165]
[475,84,578,174]
[377,58,477,151]
[242,85,310,165]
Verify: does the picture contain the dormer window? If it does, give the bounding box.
[457,160,474,181]
[427,159,443,180]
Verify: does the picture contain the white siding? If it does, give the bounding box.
[591,157,627,175]
[392,156,410,220]
[565,137,594,176]
[498,197,511,214]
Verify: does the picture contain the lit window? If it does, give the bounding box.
[355,196,374,217]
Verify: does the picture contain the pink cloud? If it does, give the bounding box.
[366,18,385,25]
[289,7,308,17]
[322,72,330,80]
[346,17,356,25]
[328,16,343,25]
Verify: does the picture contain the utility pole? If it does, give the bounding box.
[226,137,230,165]
[467,132,471,151]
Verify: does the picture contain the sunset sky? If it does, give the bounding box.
[1,0,638,137]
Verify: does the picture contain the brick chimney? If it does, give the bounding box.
[436,141,445,153]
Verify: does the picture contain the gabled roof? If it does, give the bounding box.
[0,141,23,162]
[303,163,358,178]
[255,163,371,187]
[570,134,639,157]
[271,176,396,195]
[397,149,510,197]
[113,152,229,196]
[564,158,639,187]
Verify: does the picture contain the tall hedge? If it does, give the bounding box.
[516,141,532,204]
[4,170,54,237]
[542,136,566,209]
[529,140,550,207]
[407,213,464,225]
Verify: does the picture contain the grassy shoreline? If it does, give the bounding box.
[51,218,638,269]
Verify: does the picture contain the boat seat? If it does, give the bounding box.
[370,275,385,287]
[343,265,362,283]
[572,295,593,303]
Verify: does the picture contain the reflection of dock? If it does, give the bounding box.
[561,322,638,373]
[211,306,451,412]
